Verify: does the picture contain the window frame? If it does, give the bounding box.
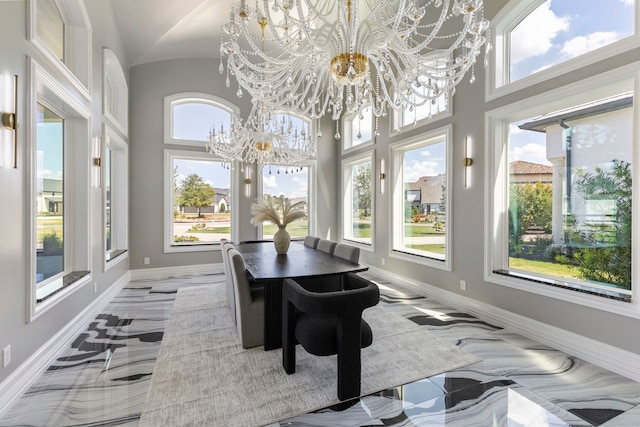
[487,0,640,101]
[163,92,239,147]
[389,125,452,271]
[27,0,92,101]
[341,151,376,250]
[102,124,128,271]
[485,63,640,318]
[27,58,92,321]
[163,149,237,253]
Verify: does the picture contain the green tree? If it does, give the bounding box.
[573,160,631,289]
[353,163,372,217]
[509,181,553,237]
[177,174,215,217]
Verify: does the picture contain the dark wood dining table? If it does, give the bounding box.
[234,240,368,350]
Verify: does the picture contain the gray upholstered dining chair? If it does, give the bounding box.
[316,239,337,254]
[282,273,380,400]
[228,248,264,348]
[333,243,360,263]
[220,240,237,324]
[303,235,320,249]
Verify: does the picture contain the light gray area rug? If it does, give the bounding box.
[140,283,481,427]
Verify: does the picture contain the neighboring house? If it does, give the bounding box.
[509,160,552,184]
[519,93,632,246]
[404,174,446,214]
[36,178,63,214]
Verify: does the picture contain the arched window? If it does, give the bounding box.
[164,93,238,146]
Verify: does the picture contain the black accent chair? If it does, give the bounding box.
[282,273,380,400]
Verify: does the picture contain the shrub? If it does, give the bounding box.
[42,232,63,255]
[173,235,200,242]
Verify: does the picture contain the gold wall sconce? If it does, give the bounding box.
[92,136,102,187]
[379,158,386,194]
[463,136,473,188]
[2,74,18,168]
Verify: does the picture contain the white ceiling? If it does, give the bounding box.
[108,0,231,66]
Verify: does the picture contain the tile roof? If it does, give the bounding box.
[510,160,552,175]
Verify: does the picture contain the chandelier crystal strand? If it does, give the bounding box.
[221,0,489,135]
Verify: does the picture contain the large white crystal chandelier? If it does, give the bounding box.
[220,0,490,137]
[206,100,316,167]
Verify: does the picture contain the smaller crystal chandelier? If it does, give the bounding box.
[205,100,316,167]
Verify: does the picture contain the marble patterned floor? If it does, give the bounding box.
[2,272,640,426]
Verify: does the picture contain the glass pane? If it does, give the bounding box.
[508,93,633,291]
[510,0,634,83]
[349,161,372,244]
[401,141,447,259]
[351,106,372,146]
[261,165,309,239]
[37,0,64,61]
[173,102,231,142]
[36,103,64,283]
[105,148,112,253]
[172,158,231,244]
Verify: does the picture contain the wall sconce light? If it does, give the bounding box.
[463,136,473,188]
[92,136,102,187]
[2,74,18,168]
[379,158,385,194]
[244,165,252,198]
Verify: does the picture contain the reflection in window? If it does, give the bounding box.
[509,0,634,83]
[506,93,632,294]
[170,157,231,245]
[261,165,310,239]
[36,103,64,284]
[343,157,373,245]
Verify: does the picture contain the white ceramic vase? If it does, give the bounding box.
[273,226,291,255]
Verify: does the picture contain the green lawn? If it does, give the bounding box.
[262,221,309,238]
[405,244,446,255]
[36,216,63,243]
[509,257,581,280]
[404,223,444,237]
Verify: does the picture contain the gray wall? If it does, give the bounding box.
[128,58,342,269]
[0,0,129,384]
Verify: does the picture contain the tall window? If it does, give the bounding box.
[104,125,128,267]
[164,151,232,252]
[30,59,91,315]
[487,69,635,303]
[391,127,451,268]
[36,104,64,284]
[342,154,373,245]
[260,164,311,239]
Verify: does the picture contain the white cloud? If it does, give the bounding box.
[621,0,633,5]
[419,149,431,157]
[404,159,440,183]
[510,1,570,65]
[510,143,551,165]
[561,32,622,59]
[263,175,277,189]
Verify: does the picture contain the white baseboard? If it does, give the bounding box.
[130,263,223,281]
[368,266,640,383]
[0,271,131,417]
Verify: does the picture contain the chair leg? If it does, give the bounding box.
[282,301,296,374]
[336,318,362,400]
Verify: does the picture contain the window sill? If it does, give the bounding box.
[36,271,91,304]
[391,249,451,272]
[486,269,640,320]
